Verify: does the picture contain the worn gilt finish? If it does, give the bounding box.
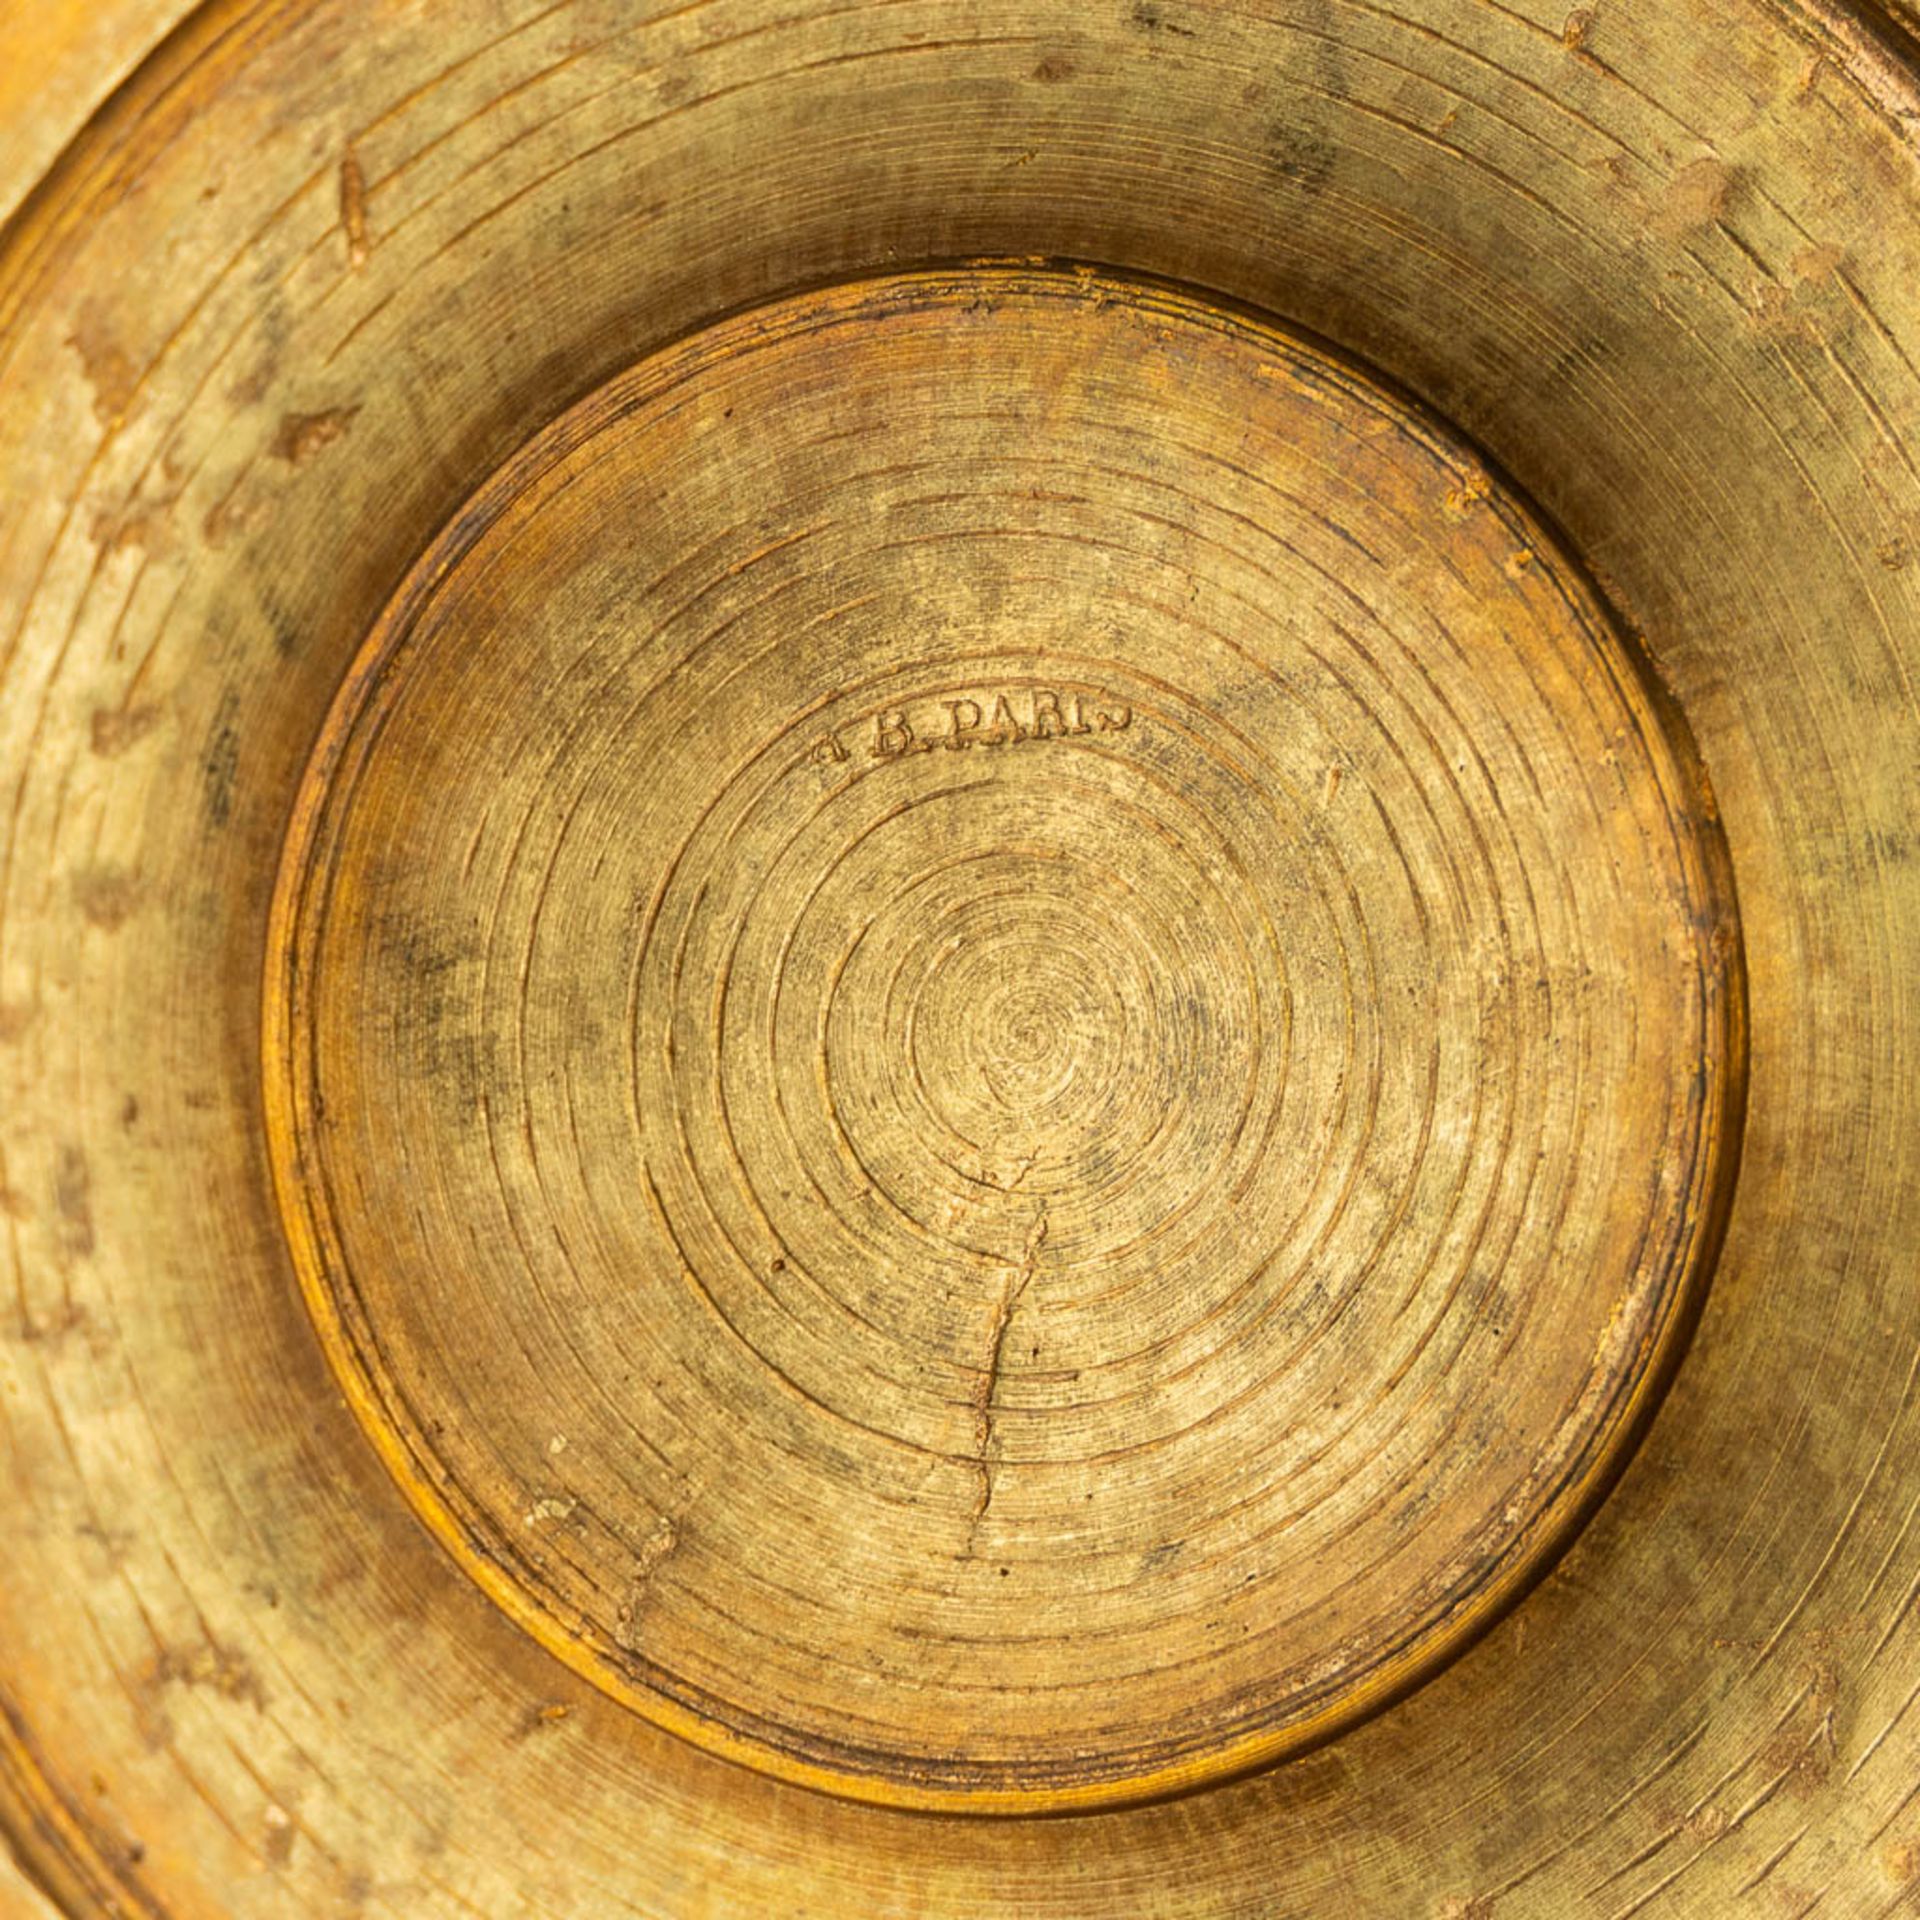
[1,0,1917,1914]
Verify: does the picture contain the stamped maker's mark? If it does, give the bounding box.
[809,687,1135,766]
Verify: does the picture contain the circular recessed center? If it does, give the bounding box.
[265,268,1742,1813]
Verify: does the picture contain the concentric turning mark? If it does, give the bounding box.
[264,267,1743,1814]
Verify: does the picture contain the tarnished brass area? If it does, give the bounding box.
[2,0,1918,1914]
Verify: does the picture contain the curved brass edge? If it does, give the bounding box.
[259,262,1750,1818]
[7,0,1919,371]
[0,5,297,1905]
[0,0,1889,1892]
[1788,0,1920,100]
[0,1691,169,1920]
[0,0,288,355]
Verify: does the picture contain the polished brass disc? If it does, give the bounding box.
[266,268,1737,1811]
[5,0,1920,1913]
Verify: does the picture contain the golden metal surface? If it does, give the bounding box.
[265,267,1740,1812]
[0,0,1915,1912]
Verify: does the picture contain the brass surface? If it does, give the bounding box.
[0,0,1916,1912]
[266,267,1739,1811]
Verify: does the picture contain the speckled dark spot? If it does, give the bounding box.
[73,868,141,929]
[203,689,241,829]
